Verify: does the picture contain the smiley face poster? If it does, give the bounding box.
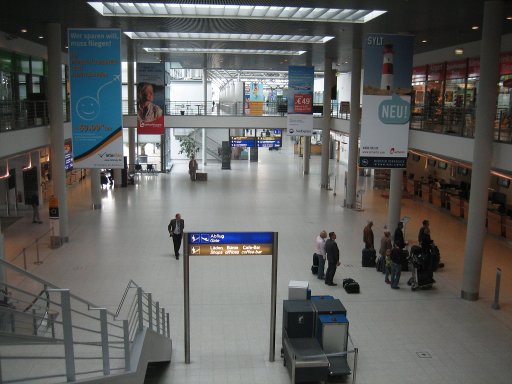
[68,29,123,168]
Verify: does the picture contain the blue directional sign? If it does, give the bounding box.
[188,232,273,244]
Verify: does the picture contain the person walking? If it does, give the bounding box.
[363,221,374,249]
[324,232,340,286]
[168,213,185,259]
[315,230,328,280]
[189,155,198,181]
[31,193,42,224]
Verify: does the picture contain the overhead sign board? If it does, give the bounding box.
[187,232,274,256]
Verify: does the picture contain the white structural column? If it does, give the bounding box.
[387,169,402,232]
[461,0,503,301]
[202,65,207,167]
[46,23,69,242]
[346,25,363,208]
[320,57,333,189]
[90,169,102,209]
[127,41,136,174]
[303,52,312,175]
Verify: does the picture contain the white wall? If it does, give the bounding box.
[170,81,212,103]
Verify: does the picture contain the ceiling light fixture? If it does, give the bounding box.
[144,47,306,55]
[89,2,387,23]
[471,26,479,30]
[421,39,428,43]
[454,48,464,55]
[38,36,44,39]
[506,16,512,20]
[125,31,335,43]
[20,28,28,33]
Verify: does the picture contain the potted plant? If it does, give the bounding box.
[178,136,200,181]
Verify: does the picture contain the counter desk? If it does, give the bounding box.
[421,184,431,203]
[432,188,442,207]
[449,194,463,218]
[487,210,504,237]
[506,216,512,240]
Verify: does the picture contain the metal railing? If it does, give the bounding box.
[0,100,70,133]
[0,258,171,383]
[8,227,54,272]
[2,97,511,144]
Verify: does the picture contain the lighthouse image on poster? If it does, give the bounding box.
[381,44,394,92]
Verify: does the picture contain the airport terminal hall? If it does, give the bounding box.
[2,1,512,383]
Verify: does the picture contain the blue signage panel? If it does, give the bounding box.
[230,137,256,147]
[188,232,273,244]
[68,28,123,169]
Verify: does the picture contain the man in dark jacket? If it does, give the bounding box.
[168,213,185,259]
[324,232,340,286]
[393,221,405,250]
[390,244,404,289]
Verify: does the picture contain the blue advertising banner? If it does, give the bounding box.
[360,34,414,168]
[136,63,165,135]
[68,29,123,169]
[287,66,314,136]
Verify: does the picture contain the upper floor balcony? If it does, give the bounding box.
[1,99,511,145]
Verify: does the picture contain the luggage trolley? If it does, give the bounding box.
[407,245,435,291]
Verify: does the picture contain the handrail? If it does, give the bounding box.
[9,227,54,267]
[1,257,172,383]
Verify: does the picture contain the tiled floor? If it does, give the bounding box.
[3,138,512,383]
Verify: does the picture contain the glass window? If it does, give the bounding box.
[18,74,27,99]
[32,59,44,76]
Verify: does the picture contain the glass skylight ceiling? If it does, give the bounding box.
[125,32,334,43]
[89,3,386,23]
[144,48,306,55]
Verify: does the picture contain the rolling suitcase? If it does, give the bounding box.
[311,253,319,275]
[362,248,376,267]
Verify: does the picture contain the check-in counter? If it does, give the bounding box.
[449,195,463,218]
[432,188,442,207]
[463,200,470,220]
[487,210,504,237]
[506,217,512,240]
[414,180,422,197]
[407,179,415,195]
[421,184,431,203]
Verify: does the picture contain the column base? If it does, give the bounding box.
[50,236,62,249]
[92,203,102,210]
[461,290,479,301]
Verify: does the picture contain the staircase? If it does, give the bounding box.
[0,259,172,383]
[175,128,223,161]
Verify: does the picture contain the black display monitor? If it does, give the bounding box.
[438,161,448,170]
[497,177,510,188]
[427,159,436,167]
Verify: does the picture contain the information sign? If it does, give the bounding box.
[187,232,273,256]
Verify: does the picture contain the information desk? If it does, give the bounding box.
[421,184,431,203]
[449,195,463,218]
[506,217,512,241]
[487,211,503,237]
[432,188,442,207]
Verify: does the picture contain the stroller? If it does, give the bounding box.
[407,245,435,291]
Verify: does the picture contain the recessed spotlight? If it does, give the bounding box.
[65,46,68,49]
[38,35,44,39]
[455,48,464,55]
[20,28,27,33]
[421,39,428,43]
[507,16,512,20]
[471,26,479,30]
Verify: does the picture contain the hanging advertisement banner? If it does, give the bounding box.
[287,66,313,136]
[360,34,414,168]
[249,82,264,116]
[136,63,165,134]
[68,29,123,169]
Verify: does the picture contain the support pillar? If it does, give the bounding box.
[202,65,207,167]
[90,169,102,209]
[461,0,503,301]
[346,25,362,208]
[320,57,333,189]
[127,41,136,173]
[46,23,69,242]
[387,169,402,232]
[303,52,312,175]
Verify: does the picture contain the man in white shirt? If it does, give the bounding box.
[315,230,328,279]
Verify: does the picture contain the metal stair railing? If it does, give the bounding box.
[189,128,223,161]
[0,258,171,383]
